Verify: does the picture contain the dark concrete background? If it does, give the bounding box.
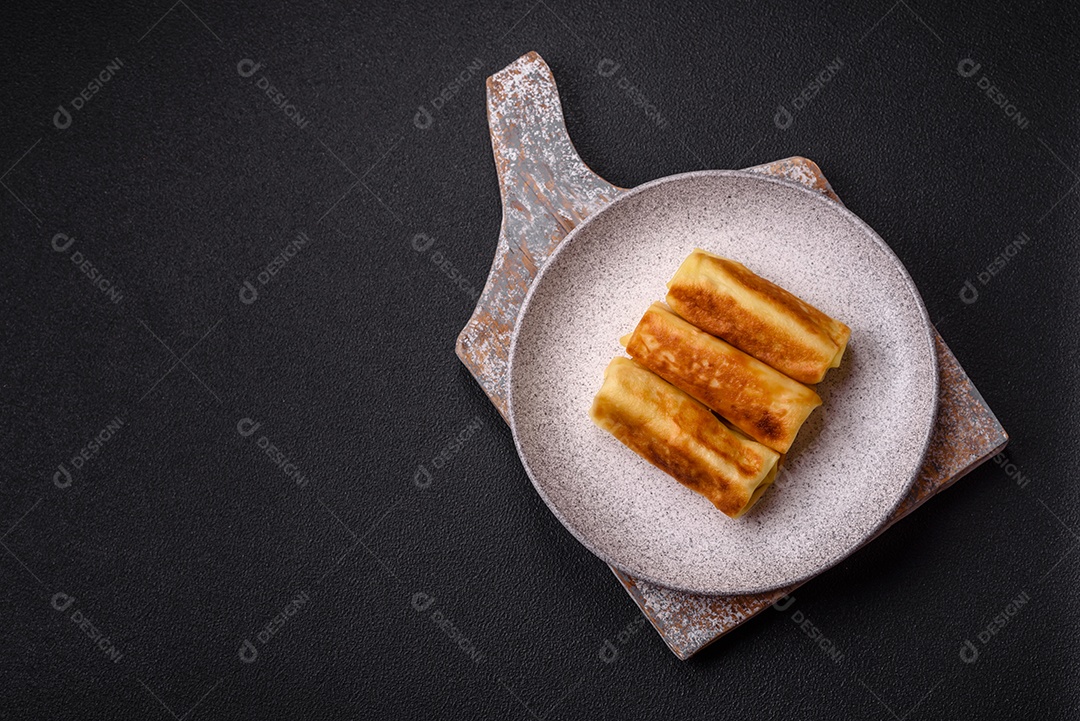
[2,1,1077,718]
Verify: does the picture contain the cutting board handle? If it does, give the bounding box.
[457,51,623,415]
[486,51,624,214]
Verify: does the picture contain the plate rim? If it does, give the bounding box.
[506,168,940,595]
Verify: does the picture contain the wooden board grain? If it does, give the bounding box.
[456,51,1008,659]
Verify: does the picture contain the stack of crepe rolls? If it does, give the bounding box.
[590,250,850,519]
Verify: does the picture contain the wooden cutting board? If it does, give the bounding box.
[456,51,1008,659]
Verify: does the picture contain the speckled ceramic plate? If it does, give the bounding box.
[507,170,938,595]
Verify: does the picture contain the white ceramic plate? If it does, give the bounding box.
[507,170,938,595]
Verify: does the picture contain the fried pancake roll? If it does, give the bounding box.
[623,302,821,453]
[666,249,851,384]
[589,357,780,518]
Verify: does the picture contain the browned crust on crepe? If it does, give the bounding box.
[666,250,851,384]
[624,302,821,453]
[589,357,780,517]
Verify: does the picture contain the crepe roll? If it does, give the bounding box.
[666,249,851,384]
[624,302,821,453]
[589,357,780,518]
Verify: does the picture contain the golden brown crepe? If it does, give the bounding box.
[623,302,821,453]
[666,249,851,384]
[589,357,780,518]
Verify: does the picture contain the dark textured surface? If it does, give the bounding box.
[1,1,1077,719]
